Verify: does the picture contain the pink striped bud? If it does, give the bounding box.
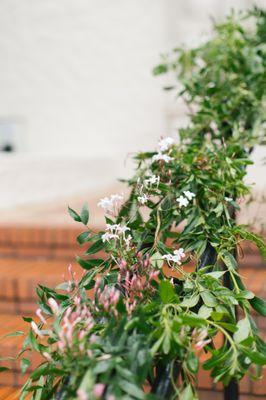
[31,321,43,337]
[36,308,46,324]
[42,352,52,361]
[93,383,105,398]
[77,388,88,400]
[48,298,60,315]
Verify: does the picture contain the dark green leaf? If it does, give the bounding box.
[159,280,177,304]
[77,231,90,245]
[249,296,266,317]
[85,239,104,255]
[68,206,81,222]
[80,203,89,225]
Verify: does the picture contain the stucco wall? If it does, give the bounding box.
[0,0,264,208]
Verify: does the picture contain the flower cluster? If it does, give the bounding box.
[97,193,124,216]
[158,137,174,152]
[144,174,160,187]
[136,173,160,205]
[101,223,132,249]
[152,136,175,163]
[57,297,94,353]
[191,328,212,350]
[116,256,159,314]
[176,190,195,208]
[152,153,173,163]
[162,248,185,266]
[94,279,120,316]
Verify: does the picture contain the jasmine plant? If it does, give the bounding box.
[15,8,266,400]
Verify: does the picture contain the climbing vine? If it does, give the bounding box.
[11,8,266,400]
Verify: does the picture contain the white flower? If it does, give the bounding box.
[144,174,160,187]
[101,232,119,242]
[102,224,130,243]
[225,196,233,202]
[97,193,124,215]
[162,254,173,263]
[173,248,185,261]
[152,153,173,163]
[138,194,148,204]
[176,195,189,208]
[183,190,196,201]
[158,137,174,152]
[162,248,185,265]
[125,234,132,250]
[115,225,130,235]
[210,121,218,133]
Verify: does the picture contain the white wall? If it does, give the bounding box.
[0,0,264,208]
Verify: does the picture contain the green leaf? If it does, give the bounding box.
[76,256,103,270]
[55,282,70,291]
[205,271,225,279]
[181,314,206,327]
[187,351,199,374]
[31,365,49,380]
[150,252,163,269]
[94,360,114,374]
[237,290,254,300]
[21,358,31,375]
[68,206,81,222]
[80,203,89,225]
[236,228,266,259]
[203,348,229,370]
[118,380,145,399]
[180,294,199,308]
[211,311,224,321]
[162,333,171,354]
[180,384,197,400]
[159,280,177,304]
[0,367,9,373]
[77,231,90,245]
[201,291,217,307]
[85,239,104,255]
[249,296,266,317]
[4,330,24,338]
[242,348,266,366]
[233,318,250,343]
[218,322,238,333]
[153,64,168,76]
[23,317,33,323]
[198,305,212,319]
[79,270,98,289]
[220,250,237,270]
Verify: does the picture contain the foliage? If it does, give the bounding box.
[9,8,266,400]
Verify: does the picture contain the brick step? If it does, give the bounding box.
[0,226,81,260]
[0,252,265,313]
[0,388,20,400]
[0,257,84,314]
[0,226,264,267]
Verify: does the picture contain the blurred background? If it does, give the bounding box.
[0,1,265,399]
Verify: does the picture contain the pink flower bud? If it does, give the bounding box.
[48,298,59,315]
[77,388,88,400]
[31,321,43,337]
[93,383,105,398]
[195,338,211,350]
[36,308,46,324]
[42,352,52,361]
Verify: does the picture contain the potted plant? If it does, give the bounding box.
[16,8,265,400]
